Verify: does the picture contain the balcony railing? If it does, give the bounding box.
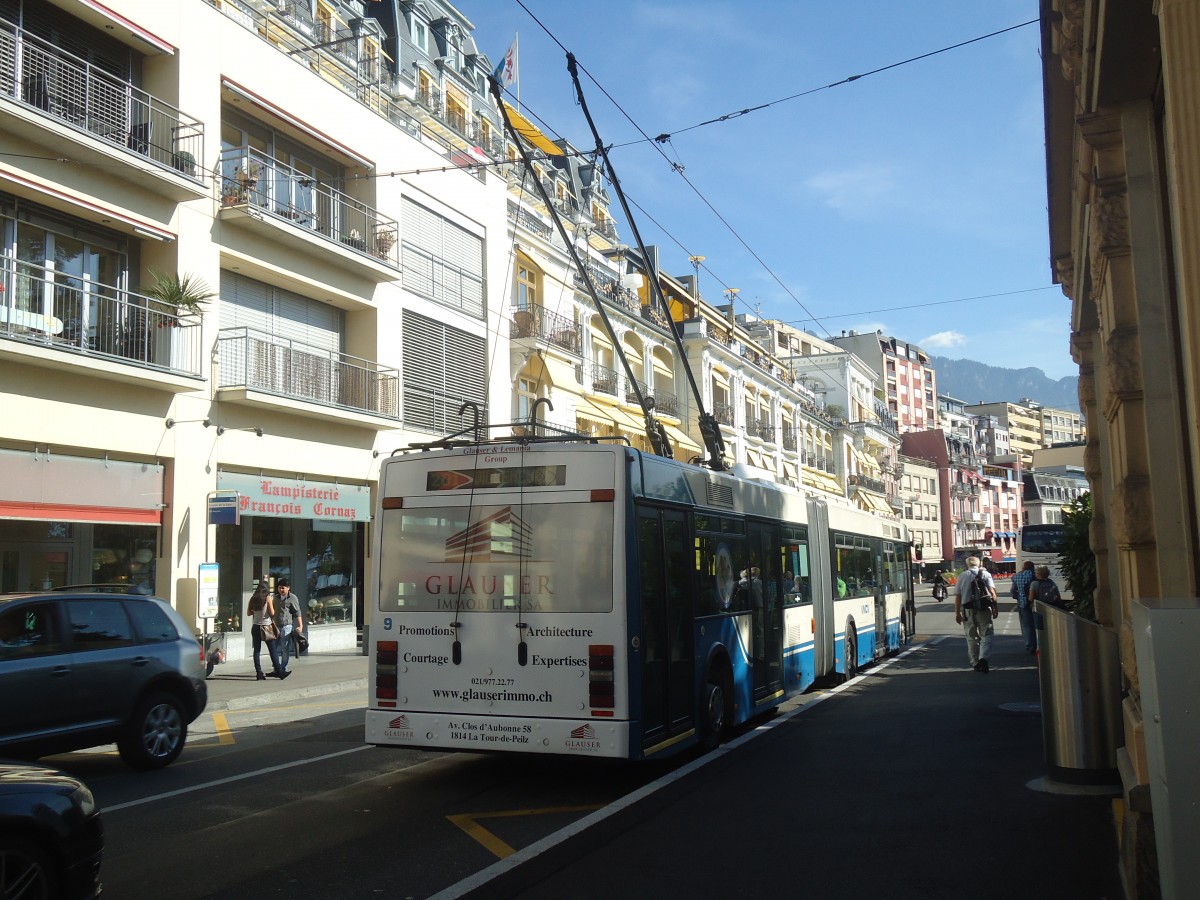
[746,418,775,442]
[781,425,798,451]
[0,259,202,376]
[713,401,735,427]
[216,326,398,418]
[850,474,887,494]
[507,201,553,239]
[1,16,204,178]
[219,148,399,267]
[510,305,581,356]
[625,375,650,405]
[651,388,678,418]
[586,361,618,397]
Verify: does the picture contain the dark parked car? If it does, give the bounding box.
[0,762,103,898]
[0,592,207,769]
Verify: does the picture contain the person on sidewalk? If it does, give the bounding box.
[274,578,304,674]
[954,555,998,672]
[247,582,289,681]
[1030,565,1066,609]
[1012,560,1038,653]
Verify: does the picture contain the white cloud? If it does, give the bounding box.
[804,164,898,218]
[920,330,967,349]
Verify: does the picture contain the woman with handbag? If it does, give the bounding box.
[247,582,289,681]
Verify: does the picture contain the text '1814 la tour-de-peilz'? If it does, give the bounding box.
[365,436,915,761]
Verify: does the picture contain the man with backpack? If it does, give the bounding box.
[955,555,998,672]
[1029,565,1065,609]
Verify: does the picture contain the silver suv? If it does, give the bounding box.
[0,592,207,769]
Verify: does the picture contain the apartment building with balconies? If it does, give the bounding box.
[829,329,937,433]
[897,453,943,572]
[0,0,511,656]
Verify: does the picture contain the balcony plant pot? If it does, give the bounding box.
[145,269,215,329]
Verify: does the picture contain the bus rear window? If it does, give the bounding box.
[379,502,614,613]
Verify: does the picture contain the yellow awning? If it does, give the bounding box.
[803,466,842,495]
[859,491,893,515]
[659,422,702,456]
[782,461,799,481]
[504,103,565,157]
[527,354,579,391]
[580,398,646,435]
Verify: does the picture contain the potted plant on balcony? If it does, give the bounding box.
[374,229,397,259]
[145,269,216,326]
[232,161,261,202]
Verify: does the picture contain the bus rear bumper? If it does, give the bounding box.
[366,709,631,758]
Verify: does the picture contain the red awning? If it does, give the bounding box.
[0,501,161,525]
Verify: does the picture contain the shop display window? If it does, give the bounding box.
[91,524,157,592]
[305,527,355,624]
[214,524,245,632]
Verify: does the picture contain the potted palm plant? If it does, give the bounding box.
[145,269,216,326]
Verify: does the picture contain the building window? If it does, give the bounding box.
[402,310,486,434]
[402,198,485,318]
[516,261,538,310]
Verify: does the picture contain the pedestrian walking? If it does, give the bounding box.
[955,555,998,672]
[1012,560,1038,653]
[1030,565,1065,609]
[274,578,304,673]
[247,582,288,681]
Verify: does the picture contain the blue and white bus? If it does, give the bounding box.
[366,439,914,760]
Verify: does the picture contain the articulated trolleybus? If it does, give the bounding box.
[366,438,915,761]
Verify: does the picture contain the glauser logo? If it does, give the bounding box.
[565,723,601,751]
[384,714,414,739]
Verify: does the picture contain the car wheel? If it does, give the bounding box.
[0,836,59,898]
[118,691,187,770]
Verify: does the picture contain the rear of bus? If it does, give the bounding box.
[1017,524,1067,586]
[366,443,632,758]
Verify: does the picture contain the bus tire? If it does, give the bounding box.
[699,670,730,751]
[842,622,858,681]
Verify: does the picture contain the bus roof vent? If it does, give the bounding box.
[706,482,734,508]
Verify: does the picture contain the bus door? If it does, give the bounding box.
[746,521,784,699]
[806,498,835,678]
[635,506,694,748]
[873,544,889,658]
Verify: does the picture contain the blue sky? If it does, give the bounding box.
[460,1,1073,379]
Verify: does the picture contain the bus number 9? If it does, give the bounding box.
[383,617,393,631]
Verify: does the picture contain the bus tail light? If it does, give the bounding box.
[590,489,615,502]
[376,640,398,704]
[588,644,615,712]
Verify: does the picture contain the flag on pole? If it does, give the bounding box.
[494,34,518,88]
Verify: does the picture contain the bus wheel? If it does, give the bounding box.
[843,624,858,681]
[699,674,728,751]
[897,617,908,652]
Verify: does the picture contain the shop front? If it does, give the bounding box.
[0,449,163,593]
[211,471,369,659]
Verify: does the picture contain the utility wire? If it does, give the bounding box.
[656,19,1038,142]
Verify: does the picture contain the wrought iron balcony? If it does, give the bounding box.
[746,418,775,442]
[651,388,679,418]
[507,201,553,239]
[1,16,204,177]
[586,360,618,397]
[219,148,399,267]
[850,474,887,494]
[510,305,581,355]
[0,259,201,376]
[713,401,735,427]
[216,326,398,418]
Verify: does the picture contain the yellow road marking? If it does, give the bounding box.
[447,804,604,859]
[211,712,236,745]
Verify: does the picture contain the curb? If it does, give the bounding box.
[206,679,367,711]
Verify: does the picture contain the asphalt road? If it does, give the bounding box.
[36,584,1082,899]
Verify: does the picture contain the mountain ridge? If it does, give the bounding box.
[931,356,1080,411]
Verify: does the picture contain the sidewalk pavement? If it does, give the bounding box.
[202,645,368,712]
[447,631,1126,900]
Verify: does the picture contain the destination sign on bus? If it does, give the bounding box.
[426,465,566,491]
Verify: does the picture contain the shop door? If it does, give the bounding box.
[636,507,694,749]
[248,554,292,603]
